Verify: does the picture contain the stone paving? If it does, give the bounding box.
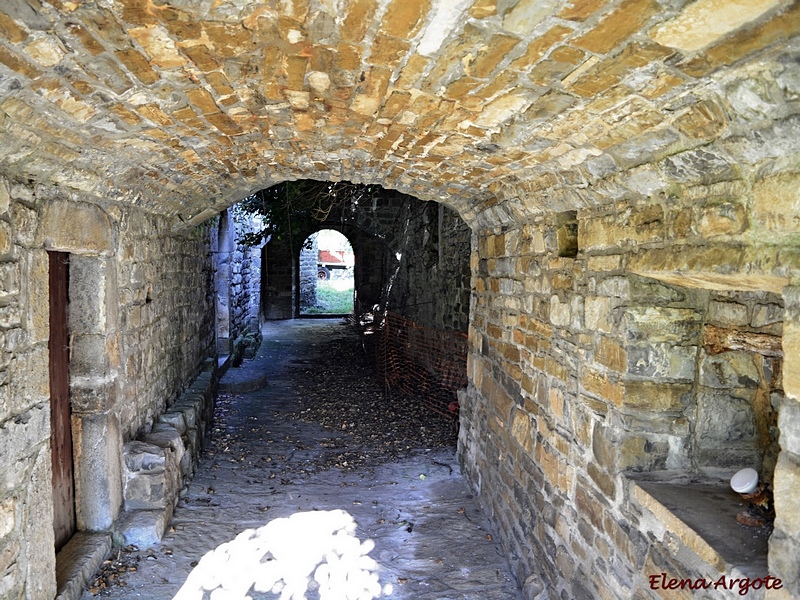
[81,319,524,600]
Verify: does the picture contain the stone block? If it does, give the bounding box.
[620,434,666,471]
[673,100,730,141]
[586,255,621,273]
[0,496,14,538]
[25,446,58,599]
[587,462,616,498]
[622,381,691,411]
[183,427,201,461]
[144,427,184,456]
[778,399,800,456]
[68,334,110,377]
[0,221,10,258]
[697,201,748,237]
[115,48,159,84]
[698,351,760,389]
[651,0,782,52]
[596,336,626,373]
[116,509,169,548]
[573,0,659,54]
[124,441,165,473]
[123,473,166,510]
[753,172,800,235]
[511,409,533,453]
[73,412,123,531]
[707,299,749,326]
[625,307,701,344]
[69,378,118,414]
[122,436,178,512]
[37,200,114,256]
[69,256,113,334]
[144,428,184,491]
[751,303,782,328]
[695,389,756,444]
[584,296,612,333]
[769,527,800,596]
[159,411,187,434]
[54,532,112,600]
[550,295,570,327]
[172,400,200,430]
[581,368,623,406]
[0,405,48,466]
[773,452,800,538]
[24,250,49,345]
[627,344,696,381]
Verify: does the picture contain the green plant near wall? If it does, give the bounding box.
[238,180,379,248]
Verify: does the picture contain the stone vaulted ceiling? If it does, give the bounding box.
[0,0,797,228]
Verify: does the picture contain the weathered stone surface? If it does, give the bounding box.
[627,344,696,381]
[116,509,170,548]
[55,532,112,600]
[698,351,760,389]
[779,400,800,457]
[773,452,800,538]
[72,412,123,531]
[25,447,57,600]
[702,324,782,357]
[696,389,756,443]
[0,406,48,466]
[651,0,783,52]
[37,200,114,256]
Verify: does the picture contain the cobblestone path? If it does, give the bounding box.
[81,319,523,600]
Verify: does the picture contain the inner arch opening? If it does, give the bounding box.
[300,229,355,316]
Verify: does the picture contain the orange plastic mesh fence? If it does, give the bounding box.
[375,312,468,419]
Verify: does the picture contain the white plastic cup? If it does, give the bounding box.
[730,468,759,494]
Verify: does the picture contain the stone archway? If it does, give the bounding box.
[298,229,355,316]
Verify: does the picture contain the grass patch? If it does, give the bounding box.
[305,281,354,314]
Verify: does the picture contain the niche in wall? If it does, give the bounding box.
[622,277,782,579]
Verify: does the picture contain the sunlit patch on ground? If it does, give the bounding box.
[173,510,392,600]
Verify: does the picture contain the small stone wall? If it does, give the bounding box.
[299,234,318,312]
[211,206,263,359]
[118,362,216,547]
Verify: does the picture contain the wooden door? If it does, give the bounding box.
[49,251,75,551]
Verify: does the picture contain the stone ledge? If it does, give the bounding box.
[219,371,268,394]
[55,532,113,600]
[630,472,770,579]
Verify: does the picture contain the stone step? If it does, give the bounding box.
[55,532,113,600]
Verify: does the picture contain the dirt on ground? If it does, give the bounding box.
[283,329,459,472]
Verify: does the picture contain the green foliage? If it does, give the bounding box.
[304,281,355,315]
[238,180,380,247]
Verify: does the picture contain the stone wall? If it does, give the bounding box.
[299,233,319,313]
[0,178,223,599]
[210,206,263,359]
[116,209,215,440]
[0,2,799,598]
[459,166,799,599]
[387,202,472,331]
